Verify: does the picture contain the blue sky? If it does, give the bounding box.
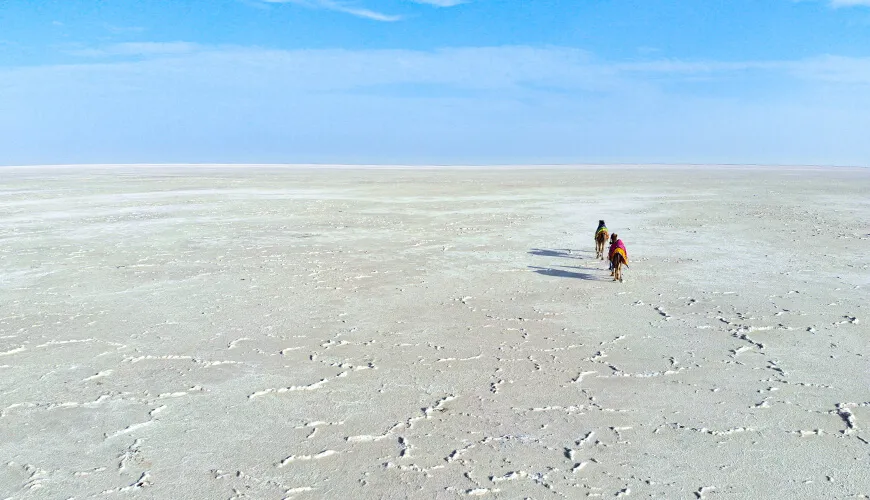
[2,0,870,165]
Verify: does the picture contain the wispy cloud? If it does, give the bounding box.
[255,0,463,20]
[615,60,776,73]
[409,0,466,6]
[786,54,870,83]
[262,0,401,21]
[830,0,870,7]
[616,55,870,85]
[795,0,870,8]
[3,45,869,165]
[104,24,146,34]
[37,44,870,89]
[68,42,200,58]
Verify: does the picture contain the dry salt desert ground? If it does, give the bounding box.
[1,165,869,499]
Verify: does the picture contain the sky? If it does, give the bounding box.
[1,0,870,166]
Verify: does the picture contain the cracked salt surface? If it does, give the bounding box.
[0,165,868,498]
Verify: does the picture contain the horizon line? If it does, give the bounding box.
[2,162,868,170]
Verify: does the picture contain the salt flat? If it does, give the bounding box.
[0,165,868,499]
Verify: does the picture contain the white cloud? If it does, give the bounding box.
[35,44,870,91]
[794,0,870,9]
[615,60,777,73]
[409,0,466,6]
[2,45,869,165]
[785,54,870,84]
[104,24,146,34]
[262,0,401,21]
[68,42,200,58]
[830,0,870,6]
[257,0,465,21]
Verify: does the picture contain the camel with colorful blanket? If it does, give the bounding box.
[609,233,628,282]
[594,220,609,260]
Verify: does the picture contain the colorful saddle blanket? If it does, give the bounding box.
[609,240,628,264]
[610,247,628,265]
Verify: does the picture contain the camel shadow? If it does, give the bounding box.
[528,248,592,259]
[529,266,602,281]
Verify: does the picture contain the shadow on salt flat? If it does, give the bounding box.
[528,248,590,259]
[528,266,602,281]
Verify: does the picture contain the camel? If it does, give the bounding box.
[609,233,628,282]
[594,220,609,260]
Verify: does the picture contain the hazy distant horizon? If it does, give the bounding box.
[3,162,868,170]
